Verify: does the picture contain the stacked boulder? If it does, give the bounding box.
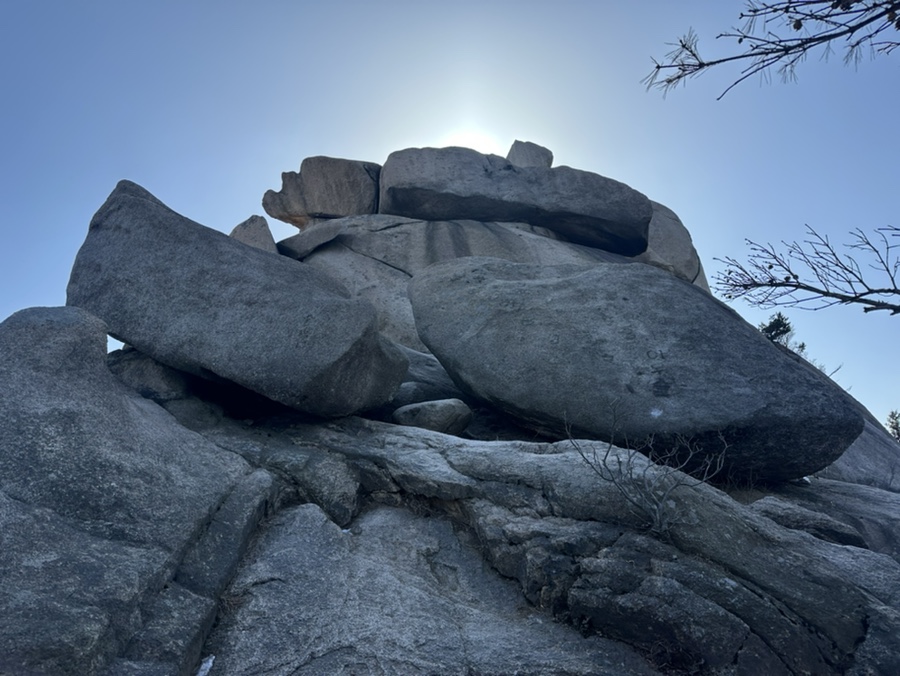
[2,140,897,675]
[260,141,862,483]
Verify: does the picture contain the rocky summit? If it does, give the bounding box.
[2,140,899,675]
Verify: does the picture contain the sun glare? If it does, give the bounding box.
[435,129,508,156]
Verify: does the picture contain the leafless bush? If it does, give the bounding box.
[569,431,727,540]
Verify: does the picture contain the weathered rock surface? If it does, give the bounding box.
[228,214,278,253]
[634,200,710,291]
[409,256,864,482]
[177,414,900,676]
[379,146,652,255]
[263,155,380,228]
[507,139,553,167]
[66,180,407,417]
[203,503,656,675]
[291,213,626,350]
[0,306,256,675]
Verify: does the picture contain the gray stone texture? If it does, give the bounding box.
[186,415,900,676]
[204,503,657,676]
[294,213,626,350]
[506,139,553,167]
[0,306,251,675]
[379,146,652,255]
[634,200,711,291]
[262,155,380,228]
[228,214,278,253]
[408,256,864,482]
[392,398,473,435]
[66,180,407,417]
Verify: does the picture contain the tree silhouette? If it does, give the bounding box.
[715,225,900,315]
[645,1,900,99]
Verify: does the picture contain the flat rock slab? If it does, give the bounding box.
[379,146,652,255]
[0,306,249,675]
[67,180,407,417]
[409,257,864,482]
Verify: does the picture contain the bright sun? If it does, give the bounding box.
[434,129,508,156]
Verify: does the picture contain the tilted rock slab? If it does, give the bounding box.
[0,306,257,675]
[409,257,864,482]
[67,180,407,417]
[379,146,652,255]
[263,155,380,228]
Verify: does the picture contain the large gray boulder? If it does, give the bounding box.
[0,306,256,675]
[408,257,864,482]
[67,180,407,418]
[286,213,626,350]
[263,155,380,228]
[379,146,652,255]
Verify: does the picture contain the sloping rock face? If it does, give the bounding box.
[67,180,407,417]
[176,413,900,676]
[379,146,653,255]
[409,256,864,482]
[0,307,257,675]
[263,155,380,228]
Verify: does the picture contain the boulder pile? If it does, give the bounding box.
[2,140,898,675]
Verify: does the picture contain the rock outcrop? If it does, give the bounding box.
[3,141,897,675]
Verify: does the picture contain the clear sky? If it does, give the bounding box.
[1,1,896,424]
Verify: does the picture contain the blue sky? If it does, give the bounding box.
[1,1,897,424]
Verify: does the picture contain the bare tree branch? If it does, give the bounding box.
[645,1,900,99]
[715,225,900,314]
